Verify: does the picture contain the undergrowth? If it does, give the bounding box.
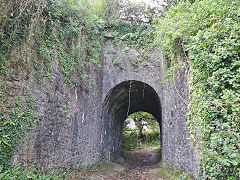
[0,164,61,180]
[159,166,192,180]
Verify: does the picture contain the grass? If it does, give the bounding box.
[159,166,192,180]
[136,140,161,152]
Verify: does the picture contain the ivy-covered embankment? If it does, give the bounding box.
[155,0,240,179]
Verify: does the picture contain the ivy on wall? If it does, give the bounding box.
[154,0,240,179]
[0,0,162,82]
[0,0,107,173]
[0,86,39,171]
[46,0,105,87]
[0,0,161,174]
[3,0,236,178]
[0,0,105,86]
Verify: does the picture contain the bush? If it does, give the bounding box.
[154,0,240,179]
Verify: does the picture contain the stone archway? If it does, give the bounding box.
[7,42,199,178]
[101,80,162,162]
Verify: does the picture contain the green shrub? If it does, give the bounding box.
[0,163,61,180]
[122,130,138,150]
[154,0,240,179]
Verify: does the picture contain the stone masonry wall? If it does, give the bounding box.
[1,43,104,171]
[101,42,200,178]
[0,40,200,178]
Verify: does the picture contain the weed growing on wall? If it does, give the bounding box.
[154,0,240,179]
[0,56,7,76]
[0,0,111,174]
[0,0,161,84]
[47,0,105,88]
[0,87,39,171]
[115,23,155,55]
[0,0,105,87]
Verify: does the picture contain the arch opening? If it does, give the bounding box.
[122,111,161,166]
[102,80,162,162]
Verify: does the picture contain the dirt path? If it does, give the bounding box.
[68,149,168,180]
[123,149,160,166]
[104,149,165,180]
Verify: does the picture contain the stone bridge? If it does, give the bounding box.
[3,41,199,178]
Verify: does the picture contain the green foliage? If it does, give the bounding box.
[120,23,155,54]
[0,55,7,76]
[122,130,138,150]
[0,163,61,180]
[35,21,57,82]
[110,20,156,62]
[64,104,70,121]
[102,0,161,64]
[91,0,120,20]
[155,0,240,179]
[0,0,106,87]
[0,0,36,55]
[0,90,39,171]
[0,0,44,77]
[122,112,160,151]
[48,0,105,87]
[189,17,240,179]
